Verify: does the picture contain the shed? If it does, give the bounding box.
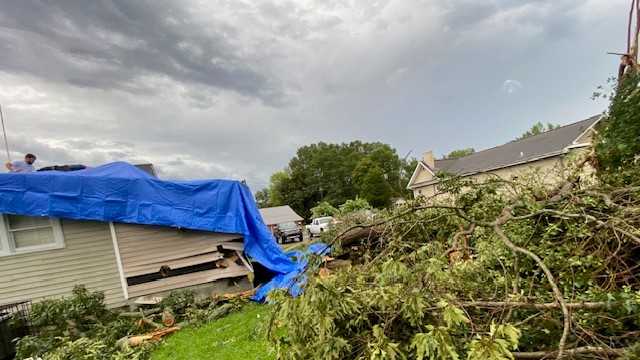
[259,206,304,233]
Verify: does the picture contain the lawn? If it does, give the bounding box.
[151,303,275,360]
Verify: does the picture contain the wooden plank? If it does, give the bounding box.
[127,264,250,298]
[124,252,224,277]
[121,243,221,266]
[115,223,241,269]
[221,242,244,251]
[118,238,227,254]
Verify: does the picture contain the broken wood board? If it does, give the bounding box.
[127,263,250,298]
[124,252,224,277]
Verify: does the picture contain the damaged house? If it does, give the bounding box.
[0,162,277,308]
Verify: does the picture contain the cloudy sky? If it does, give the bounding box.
[0,0,627,190]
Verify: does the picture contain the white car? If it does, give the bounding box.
[306,216,334,237]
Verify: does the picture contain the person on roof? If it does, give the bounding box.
[618,54,637,81]
[5,153,37,173]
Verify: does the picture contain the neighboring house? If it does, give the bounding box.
[0,163,259,308]
[259,205,304,233]
[407,115,601,198]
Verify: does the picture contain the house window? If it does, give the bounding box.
[0,215,64,256]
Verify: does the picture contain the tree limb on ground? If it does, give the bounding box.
[460,301,621,310]
[513,345,625,359]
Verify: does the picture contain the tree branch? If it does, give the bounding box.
[513,346,625,359]
[493,208,570,360]
[460,301,620,310]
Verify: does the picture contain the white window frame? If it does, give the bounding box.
[0,214,65,256]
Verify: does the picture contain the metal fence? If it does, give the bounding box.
[0,300,32,360]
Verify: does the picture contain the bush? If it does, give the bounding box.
[310,201,339,218]
[15,286,138,359]
[338,197,371,214]
[29,286,113,338]
[16,286,247,360]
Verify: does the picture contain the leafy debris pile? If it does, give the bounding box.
[270,164,640,359]
[16,286,249,360]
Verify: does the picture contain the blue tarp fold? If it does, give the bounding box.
[0,162,314,301]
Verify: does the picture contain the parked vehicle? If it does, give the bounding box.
[274,221,303,244]
[306,216,334,237]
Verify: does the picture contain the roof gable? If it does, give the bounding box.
[406,161,435,189]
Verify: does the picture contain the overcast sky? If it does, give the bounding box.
[0,0,627,190]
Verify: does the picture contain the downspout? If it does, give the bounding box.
[109,222,129,300]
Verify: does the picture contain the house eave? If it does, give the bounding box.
[571,114,603,145]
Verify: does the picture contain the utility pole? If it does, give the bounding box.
[628,0,639,62]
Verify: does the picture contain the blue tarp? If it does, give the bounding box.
[254,242,330,301]
[0,162,318,301]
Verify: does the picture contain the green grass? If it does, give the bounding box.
[151,303,275,360]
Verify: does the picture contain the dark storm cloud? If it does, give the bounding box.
[0,0,284,105]
[0,0,626,192]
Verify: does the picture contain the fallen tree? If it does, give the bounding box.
[269,164,640,359]
[269,71,640,358]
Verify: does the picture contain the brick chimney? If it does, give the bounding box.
[422,150,435,169]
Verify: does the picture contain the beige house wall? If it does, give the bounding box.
[411,156,569,200]
[0,220,127,308]
[414,166,434,184]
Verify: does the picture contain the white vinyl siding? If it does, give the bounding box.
[0,215,64,256]
[0,219,126,307]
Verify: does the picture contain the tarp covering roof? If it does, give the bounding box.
[0,162,301,300]
[259,205,304,226]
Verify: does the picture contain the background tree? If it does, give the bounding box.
[267,171,293,207]
[517,122,560,140]
[254,188,271,208]
[353,159,393,207]
[259,141,414,218]
[595,73,640,184]
[445,148,475,159]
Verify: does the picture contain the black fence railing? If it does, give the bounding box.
[0,300,32,360]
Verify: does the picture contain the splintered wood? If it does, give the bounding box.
[114,223,253,299]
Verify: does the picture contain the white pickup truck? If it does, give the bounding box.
[305,216,334,237]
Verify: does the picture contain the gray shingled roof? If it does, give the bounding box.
[432,115,600,177]
[259,205,304,226]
